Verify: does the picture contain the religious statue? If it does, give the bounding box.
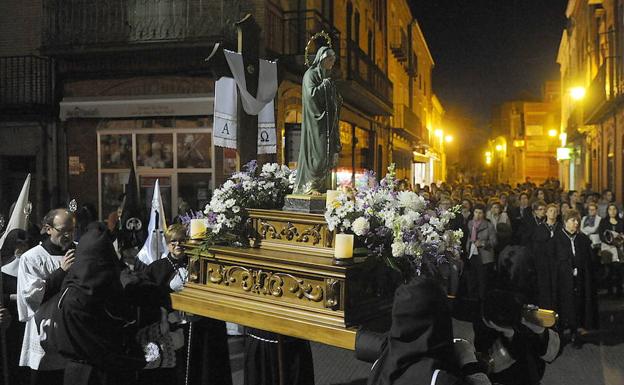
[293,45,342,195]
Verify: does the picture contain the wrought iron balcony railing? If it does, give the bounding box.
[393,103,423,140]
[0,56,54,114]
[345,40,393,107]
[390,26,408,62]
[584,56,620,124]
[42,0,239,51]
[265,4,340,65]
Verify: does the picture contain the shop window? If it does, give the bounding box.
[97,118,214,220]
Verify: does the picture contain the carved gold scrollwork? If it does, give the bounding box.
[296,224,323,245]
[259,220,281,240]
[280,222,299,240]
[208,264,324,303]
[207,264,225,284]
[325,278,341,310]
[224,266,252,291]
[188,256,200,283]
[279,273,324,302]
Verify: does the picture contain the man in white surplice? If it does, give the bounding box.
[17,209,76,384]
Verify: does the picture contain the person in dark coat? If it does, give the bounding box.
[520,200,546,246]
[464,204,497,301]
[510,192,530,243]
[37,223,179,385]
[550,209,598,346]
[139,224,233,385]
[597,203,624,296]
[367,278,490,385]
[0,229,32,385]
[529,203,560,309]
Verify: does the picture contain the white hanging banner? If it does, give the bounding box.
[223,50,278,115]
[257,100,277,154]
[213,77,238,149]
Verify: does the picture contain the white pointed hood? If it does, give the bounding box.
[136,179,168,266]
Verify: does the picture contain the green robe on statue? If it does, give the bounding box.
[293,46,342,194]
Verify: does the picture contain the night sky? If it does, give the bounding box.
[411,0,569,128]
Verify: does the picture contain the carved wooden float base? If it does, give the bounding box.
[172,209,396,350]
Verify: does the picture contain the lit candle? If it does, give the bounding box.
[326,189,340,208]
[190,218,207,240]
[334,233,354,259]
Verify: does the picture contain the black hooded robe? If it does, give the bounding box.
[367,278,468,385]
[38,223,146,385]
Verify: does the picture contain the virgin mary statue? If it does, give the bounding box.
[293,46,342,195]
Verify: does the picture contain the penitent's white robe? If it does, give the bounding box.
[17,244,67,370]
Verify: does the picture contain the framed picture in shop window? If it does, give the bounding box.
[136,133,173,168]
[100,134,132,169]
[177,133,212,168]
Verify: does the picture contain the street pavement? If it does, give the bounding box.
[227,296,624,385]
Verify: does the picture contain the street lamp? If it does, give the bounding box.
[548,129,558,137]
[495,144,503,152]
[445,135,453,143]
[570,86,586,101]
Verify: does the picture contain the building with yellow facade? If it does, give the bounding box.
[490,81,561,185]
[557,0,624,197]
[1,0,445,218]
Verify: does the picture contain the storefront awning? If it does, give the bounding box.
[59,94,214,121]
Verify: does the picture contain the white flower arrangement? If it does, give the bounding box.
[203,160,296,243]
[324,165,462,278]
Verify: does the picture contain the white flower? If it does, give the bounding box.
[262,163,279,174]
[352,217,370,236]
[325,214,340,231]
[397,191,425,211]
[342,219,352,230]
[391,241,406,257]
[222,180,235,190]
[224,199,236,208]
[232,206,240,213]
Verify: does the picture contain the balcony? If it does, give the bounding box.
[42,0,238,53]
[265,4,340,69]
[339,40,393,115]
[390,26,408,62]
[0,56,54,118]
[392,103,423,145]
[584,57,620,124]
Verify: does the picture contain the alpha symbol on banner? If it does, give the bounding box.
[126,217,143,231]
[221,123,230,135]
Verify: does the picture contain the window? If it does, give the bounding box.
[97,117,215,221]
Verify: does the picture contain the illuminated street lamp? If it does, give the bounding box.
[548,129,558,137]
[570,86,586,101]
[495,144,503,152]
[445,135,453,143]
[434,129,444,138]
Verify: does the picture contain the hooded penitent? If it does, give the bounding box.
[293,46,342,194]
[40,222,145,375]
[367,278,457,385]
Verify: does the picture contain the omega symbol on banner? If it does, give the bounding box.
[260,129,270,142]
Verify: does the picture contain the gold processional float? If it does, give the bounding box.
[171,199,397,350]
[171,30,396,350]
